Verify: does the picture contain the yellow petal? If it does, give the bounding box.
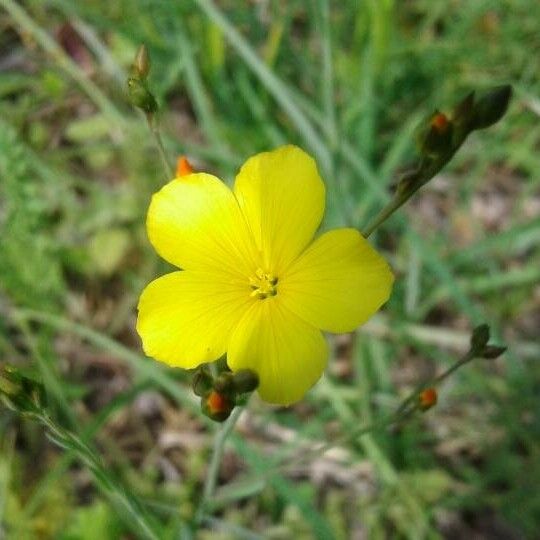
[136,271,251,369]
[227,299,328,405]
[279,228,394,333]
[147,173,257,275]
[234,145,325,274]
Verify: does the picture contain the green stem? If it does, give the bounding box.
[361,192,410,238]
[269,345,478,475]
[393,349,475,418]
[281,408,412,472]
[146,114,173,179]
[195,406,244,525]
[361,126,471,238]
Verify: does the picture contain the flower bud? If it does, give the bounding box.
[451,91,475,128]
[480,345,507,359]
[132,44,150,80]
[418,387,438,411]
[201,390,234,422]
[176,156,194,177]
[192,366,213,397]
[215,356,230,373]
[470,324,490,351]
[127,77,158,114]
[417,111,453,157]
[213,372,235,395]
[232,369,259,394]
[470,85,512,131]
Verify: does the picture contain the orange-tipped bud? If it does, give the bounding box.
[416,110,453,158]
[202,390,233,422]
[431,112,449,133]
[207,390,228,413]
[419,388,438,411]
[176,156,194,177]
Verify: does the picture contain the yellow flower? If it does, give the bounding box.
[137,145,393,405]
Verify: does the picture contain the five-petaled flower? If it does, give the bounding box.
[137,146,394,405]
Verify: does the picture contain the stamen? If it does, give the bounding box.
[249,268,278,300]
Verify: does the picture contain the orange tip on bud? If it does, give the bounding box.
[431,113,449,133]
[419,388,438,411]
[202,390,233,422]
[176,156,194,177]
[206,390,230,415]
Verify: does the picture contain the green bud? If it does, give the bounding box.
[470,324,490,351]
[480,345,507,359]
[451,91,476,140]
[452,91,475,122]
[213,372,235,395]
[127,76,158,114]
[232,369,259,394]
[132,44,150,80]
[192,366,213,397]
[416,111,453,159]
[215,356,231,373]
[470,85,512,131]
[201,390,234,423]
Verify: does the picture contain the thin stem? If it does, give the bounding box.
[360,126,470,238]
[195,406,244,525]
[393,349,475,418]
[362,192,410,238]
[146,114,173,180]
[280,408,412,472]
[239,346,479,483]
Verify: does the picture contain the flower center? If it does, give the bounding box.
[249,268,278,299]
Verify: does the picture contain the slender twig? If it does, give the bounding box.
[361,87,512,238]
[362,193,408,238]
[195,406,244,525]
[283,346,481,470]
[213,344,484,504]
[145,114,173,180]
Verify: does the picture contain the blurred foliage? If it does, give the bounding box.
[0,0,539,538]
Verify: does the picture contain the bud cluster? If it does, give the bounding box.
[193,362,259,422]
[362,85,512,239]
[127,44,158,115]
[398,85,512,199]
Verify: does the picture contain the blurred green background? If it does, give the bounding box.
[1,0,539,538]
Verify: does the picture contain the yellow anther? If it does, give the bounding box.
[249,268,278,300]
